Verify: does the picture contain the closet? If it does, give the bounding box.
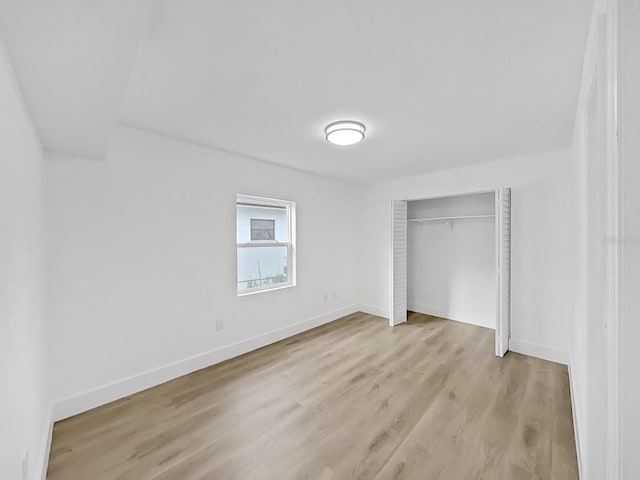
[390,189,511,357]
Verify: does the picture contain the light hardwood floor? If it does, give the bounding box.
[47,312,578,480]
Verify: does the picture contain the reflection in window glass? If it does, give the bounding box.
[250,219,275,241]
[236,195,295,294]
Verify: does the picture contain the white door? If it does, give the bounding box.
[390,200,408,326]
[495,188,511,356]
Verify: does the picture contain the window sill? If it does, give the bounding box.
[237,282,296,297]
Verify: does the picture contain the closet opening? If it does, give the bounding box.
[390,189,511,357]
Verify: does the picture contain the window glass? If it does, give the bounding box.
[236,195,295,295]
[237,245,289,291]
[250,219,275,241]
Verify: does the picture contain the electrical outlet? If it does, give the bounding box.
[324,293,328,302]
[215,318,224,331]
[22,450,29,480]
[332,292,338,300]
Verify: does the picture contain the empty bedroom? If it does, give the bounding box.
[1,0,638,479]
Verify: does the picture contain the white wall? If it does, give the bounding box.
[0,37,49,480]
[621,0,640,476]
[359,149,575,362]
[46,126,361,414]
[407,194,496,329]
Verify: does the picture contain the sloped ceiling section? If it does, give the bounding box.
[0,0,153,159]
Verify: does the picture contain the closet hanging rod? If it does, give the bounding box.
[408,214,495,222]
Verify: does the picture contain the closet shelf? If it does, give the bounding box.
[408,214,495,222]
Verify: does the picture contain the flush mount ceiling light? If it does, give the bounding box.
[325,120,366,146]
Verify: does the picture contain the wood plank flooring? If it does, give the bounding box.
[47,312,578,480]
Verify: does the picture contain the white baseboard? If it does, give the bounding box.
[356,305,568,367]
[36,406,53,480]
[407,303,494,330]
[408,302,448,319]
[508,339,569,365]
[356,304,388,318]
[52,304,360,422]
[567,363,583,479]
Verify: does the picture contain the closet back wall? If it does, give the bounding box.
[407,194,495,329]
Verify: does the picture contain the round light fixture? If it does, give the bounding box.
[325,120,366,146]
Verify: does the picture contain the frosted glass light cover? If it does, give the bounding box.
[325,121,366,146]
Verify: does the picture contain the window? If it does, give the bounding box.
[237,194,296,295]
[250,219,275,241]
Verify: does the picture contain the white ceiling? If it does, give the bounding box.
[1,0,592,183]
[0,0,152,159]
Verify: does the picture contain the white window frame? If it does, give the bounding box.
[236,194,296,296]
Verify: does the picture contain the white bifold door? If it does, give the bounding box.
[495,187,511,357]
[390,200,408,326]
[390,189,512,358]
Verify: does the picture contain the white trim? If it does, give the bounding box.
[369,305,568,366]
[236,282,295,297]
[408,302,448,319]
[495,187,512,357]
[508,339,569,365]
[36,406,53,480]
[400,188,496,203]
[236,194,296,296]
[568,363,584,480]
[604,2,622,478]
[389,200,408,327]
[407,303,494,330]
[236,193,291,208]
[357,304,388,319]
[237,242,290,248]
[52,304,359,421]
[358,302,497,331]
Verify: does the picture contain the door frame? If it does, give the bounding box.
[389,188,511,357]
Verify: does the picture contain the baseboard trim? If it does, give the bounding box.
[567,363,583,479]
[36,406,53,480]
[52,304,360,422]
[508,339,569,365]
[408,302,448,319]
[407,303,494,330]
[356,304,388,318]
